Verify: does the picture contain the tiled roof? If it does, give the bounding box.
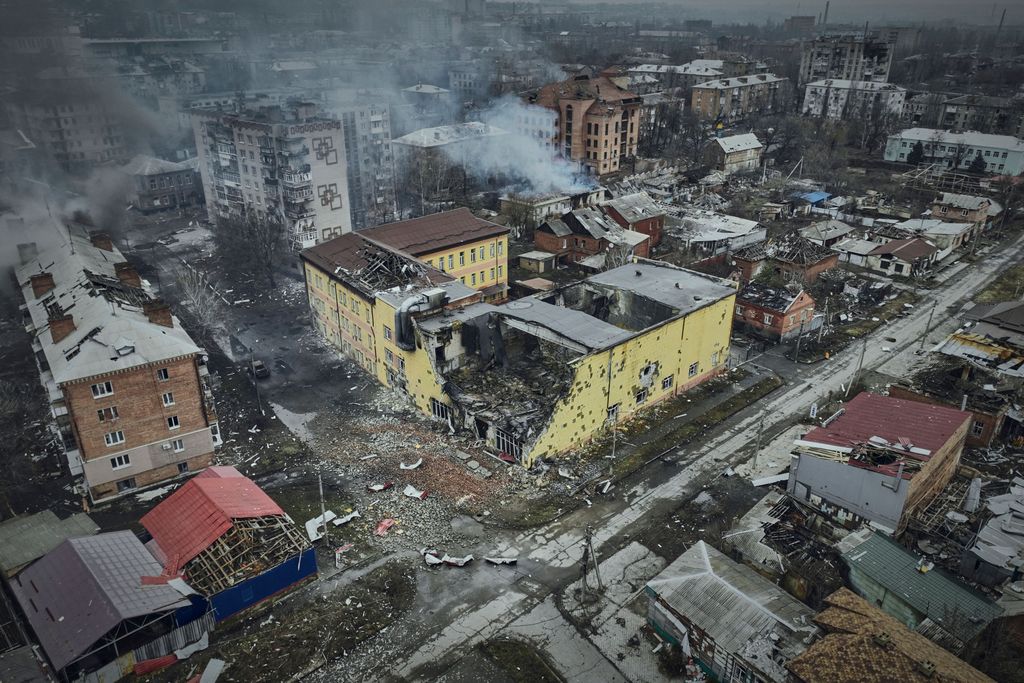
[527,75,640,110]
[141,466,286,572]
[801,392,969,454]
[786,588,995,683]
[361,208,508,256]
[9,532,189,671]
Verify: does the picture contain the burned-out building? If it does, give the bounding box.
[789,393,971,534]
[734,284,817,341]
[414,261,737,464]
[534,208,650,269]
[733,236,839,285]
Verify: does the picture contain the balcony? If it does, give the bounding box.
[218,171,241,187]
[281,170,312,187]
[284,186,314,202]
[285,204,316,219]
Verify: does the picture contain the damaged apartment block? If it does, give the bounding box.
[303,220,738,466]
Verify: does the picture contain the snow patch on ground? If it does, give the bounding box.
[271,402,318,443]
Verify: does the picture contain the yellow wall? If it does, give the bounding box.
[304,255,735,467]
[419,236,508,295]
[525,294,735,465]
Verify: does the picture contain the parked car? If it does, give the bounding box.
[251,359,270,379]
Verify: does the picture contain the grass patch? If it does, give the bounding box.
[839,291,920,337]
[975,264,1024,303]
[478,639,563,682]
[608,374,784,480]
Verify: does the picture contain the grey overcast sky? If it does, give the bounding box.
[561,0,1013,26]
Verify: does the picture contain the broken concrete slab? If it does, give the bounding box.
[477,467,493,479]
[455,451,472,461]
[466,460,480,471]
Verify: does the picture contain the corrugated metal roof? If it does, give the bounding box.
[842,533,1002,643]
[9,532,189,671]
[646,541,817,669]
[141,466,285,572]
[802,392,969,454]
[0,511,99,577]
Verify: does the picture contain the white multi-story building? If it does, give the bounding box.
[801,79,906,120]
[192,101,353,250]
[884,128,1024,175]
[330,100,398,229]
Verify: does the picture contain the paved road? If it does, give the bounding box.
[324,232,1024,681]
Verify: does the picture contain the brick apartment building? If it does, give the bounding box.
[534,208,649,268]
[930,192,994,228]
[690,74,789,123]
[121,154,202,213]
[703,133,764,175]
[16,228,220,502]
[524,74,641,176]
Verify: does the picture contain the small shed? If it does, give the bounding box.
[517,250,557,273]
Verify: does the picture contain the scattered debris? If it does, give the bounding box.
[443,554,474,567]
[332,510,361,526]
[374,519,397,536]
[305,511,337,541]
[403,484,428,500]
[484,556,518,566]
[367,482,394,493]
[400,458,423,470]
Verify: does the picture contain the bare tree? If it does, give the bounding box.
[213,209,286,288]
[175,265,223,341]
[503,193,537,239]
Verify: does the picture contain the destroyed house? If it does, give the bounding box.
[732,236,838,284]
[789,393,970,533]
[15,227,220,502]
[842,532,1002,654]
[141,466,315,620]
[413,261,736,465]
[961,477,1024,588]
[534,208,650,269]
[601,191,666,246]
[734,283,816,341]
[937,301,1024,378]
[645,541,819,683]
[9,532,195,680]
[786,588,995,683]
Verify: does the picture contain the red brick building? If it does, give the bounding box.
[535,208,650,268]
[732,236,838,284]
[734,283,816,341]
[602,192,666,246]
[16,228,219,502]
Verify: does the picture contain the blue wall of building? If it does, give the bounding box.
[210,548,318,621]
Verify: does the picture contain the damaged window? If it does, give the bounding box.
[662,375,674,390]
[688,362,699,378]
[635,389,648,404]
[430,398,452,423]
[607,403,620,422]
[495,428,522,459]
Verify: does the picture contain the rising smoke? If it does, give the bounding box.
[457,96,597,196]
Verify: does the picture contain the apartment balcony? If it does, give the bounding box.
[283,186,314,202]
[281,170,312,187]
[285,204,316,219]
[218,171,241,187]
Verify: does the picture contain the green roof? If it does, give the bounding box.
[0,510,99,577]
[843,532,1002,643]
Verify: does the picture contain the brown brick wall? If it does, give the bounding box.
[903,417,969,531]
[888,385,1003,448]
[66,355,209,462]
[89,451,213,500]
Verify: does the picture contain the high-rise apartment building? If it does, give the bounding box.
[798,33,894,86]
[524,75,641,177]
[191,101,353,250]
[332,101,398,229]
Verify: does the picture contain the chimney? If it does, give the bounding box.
[49,314,75,344]
[114,262,141,288]
[143,300,173,328]
[89,231,113,251]
[31,272,55,298]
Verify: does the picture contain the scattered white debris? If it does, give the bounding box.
[333,510,361,526]
[403,484,428,500]
[484,556,518,565]
[135,484,177,503]
[304,511,337,541]
[400,458,423,470]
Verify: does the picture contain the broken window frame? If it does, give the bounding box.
[688,362,699,378]
[607,403,620,422]
[662,375,674,390]
[635,388,648,404]
[495,427,522,460]
[430,397,452,424]
[91,380,113,398]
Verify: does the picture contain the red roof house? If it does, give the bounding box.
[790,393,970,533]
[141,466,314,619]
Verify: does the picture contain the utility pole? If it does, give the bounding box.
[919,302,937,353]
[847,337,868,397]
[752,412,766,471]
[818,299,828,343]
[318,473,329,547]
[584,524,604,592]
[793,321,806,365]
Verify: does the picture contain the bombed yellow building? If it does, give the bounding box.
[303,228,736,465]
